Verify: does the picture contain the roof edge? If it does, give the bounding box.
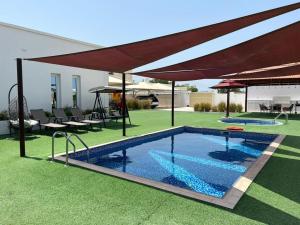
[0,21,103,49]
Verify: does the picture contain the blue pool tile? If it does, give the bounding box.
[69,126,276,198]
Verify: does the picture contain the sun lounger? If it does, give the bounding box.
[53,108,87,128]
[71,108,102,129]
[30,109,66,132]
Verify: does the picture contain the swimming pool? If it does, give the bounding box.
[220,118,283,126]
[54,126,284,209]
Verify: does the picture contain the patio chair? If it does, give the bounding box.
[70,108,102,129]
[30,109,66,132]
[283,104,294,114]
[259,104,270,113]
[52,108,87,128]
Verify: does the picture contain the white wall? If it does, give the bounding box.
[156,92,190,108]
[213,91,245,109]
[127,91,190,108]
[0,22,108,112]
[247,85,300,112]
[248,85,300,101]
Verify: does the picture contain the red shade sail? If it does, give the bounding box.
[219,63,300,79]
[26,3,300,73]
[235,75,300,86]
[137,21,300,81]
[210,80,246,89]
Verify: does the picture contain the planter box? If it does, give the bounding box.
[0,120,10,135]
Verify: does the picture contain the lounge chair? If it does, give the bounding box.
[30,109,66,132]
[283,104,294,114]
[53,108,87,128]
[70,108,102,129]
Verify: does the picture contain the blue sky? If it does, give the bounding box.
[1,0,299,90]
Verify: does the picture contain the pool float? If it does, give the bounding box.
[226,126,244,131]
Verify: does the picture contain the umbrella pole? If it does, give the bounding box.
[226,88,230,118]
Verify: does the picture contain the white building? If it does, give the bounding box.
[0,21,109,113]
[247,85,300,112]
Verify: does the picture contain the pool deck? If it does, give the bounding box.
[53,126,285,209]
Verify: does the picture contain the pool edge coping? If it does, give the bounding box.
[52,126,285,209]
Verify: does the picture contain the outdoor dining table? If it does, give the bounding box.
[269,104,282,113]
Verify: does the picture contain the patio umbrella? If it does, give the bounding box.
[210,80,246,117]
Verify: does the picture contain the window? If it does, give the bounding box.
[51,74,61,108]
[72,75,81,108]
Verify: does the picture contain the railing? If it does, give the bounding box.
[66,133,90,165]
[52,131,89,166]
[274,112,288,124]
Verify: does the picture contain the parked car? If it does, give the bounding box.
[136,94,159,109]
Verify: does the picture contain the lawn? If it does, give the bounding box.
[0,110,299,225]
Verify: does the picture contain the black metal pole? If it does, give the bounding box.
[171,81,175,126]
[122,73,126,136]
[245,86,248,113]
[17,58,25,157]
[226,88,230,118]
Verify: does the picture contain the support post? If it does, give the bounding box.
[245,86,248,113]
[226,88,230,118]
[122,73,126,136]
[17,58,25,157]
[171,81,175,126]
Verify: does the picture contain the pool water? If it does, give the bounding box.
[221,118,282,126]
[70,127,276,198]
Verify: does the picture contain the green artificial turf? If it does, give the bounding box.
[0,110,299,225]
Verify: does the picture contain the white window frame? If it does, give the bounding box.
[72,75,81,108]
[51,73,62,108]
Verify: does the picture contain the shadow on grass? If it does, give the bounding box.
[253,136,299,203]
[104,121,139,130]
[31,127,100,136]
[232,194,299,225]
[278,135,300,150]
[0,133,40,142]
[229,135,300,224]
[237,112,300,121]
[24,155,44,161]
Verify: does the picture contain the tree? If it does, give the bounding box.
[187,86,198,92]
[149,79,169,84]
[217,88,243,93]
[176,84,198,92]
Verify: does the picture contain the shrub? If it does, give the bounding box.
[127,99,136,110]
[211,106,218,112]
[218,102,226,112]
[194,103,200,112]
[139,100,151,109]
[127,99,151,110]
[194,103,211,112]
[201,103,211,112]
[0,111,8,121]
[229,103,237,112]
[236,104,243,113]
[45,111,53,117]
[63,106,72,116]
[83,109,93,115]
